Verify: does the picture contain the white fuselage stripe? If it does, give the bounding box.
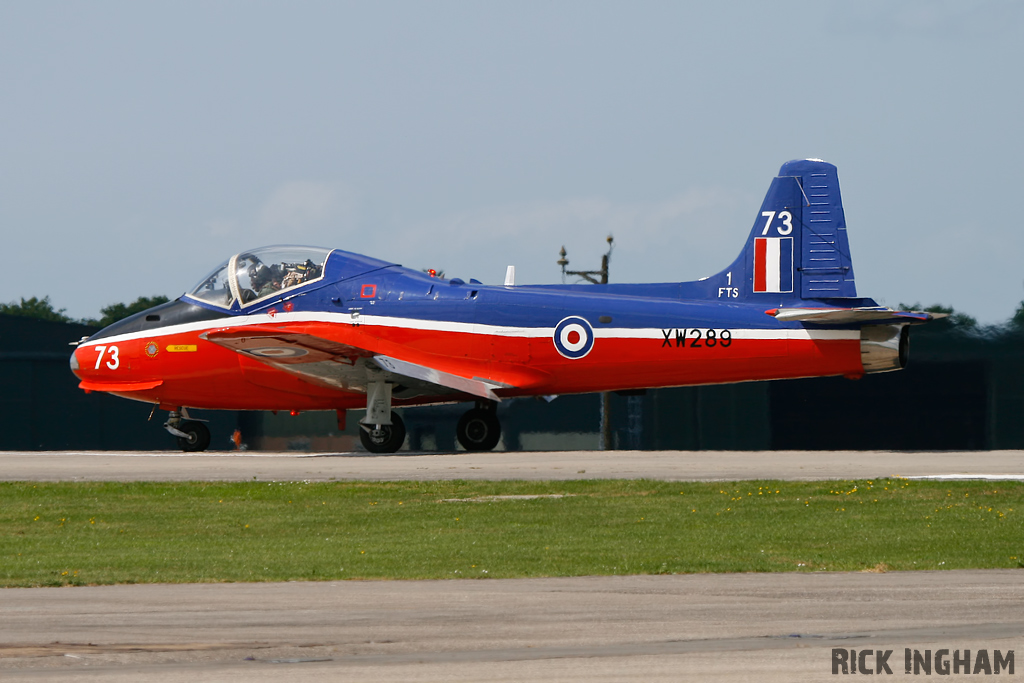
[77,312,860,348]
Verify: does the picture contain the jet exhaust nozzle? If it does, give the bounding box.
[860,324,909,374]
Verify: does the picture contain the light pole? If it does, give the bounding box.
[558,235,613,285]
[558,236,614,450]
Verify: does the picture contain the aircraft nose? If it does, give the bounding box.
[70,346,84,376]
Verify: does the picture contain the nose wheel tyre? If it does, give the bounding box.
[177,421,211,452]
[359,411,407,454]
[456,408,501,452]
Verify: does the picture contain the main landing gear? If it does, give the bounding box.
[456,400,501,452]
[164,409,211,452]
[359,381,409,454]
[359,412,407,453]
[358,381,502,454]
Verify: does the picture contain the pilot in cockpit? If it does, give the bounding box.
[186,247,331,310]
[251,264,282,299]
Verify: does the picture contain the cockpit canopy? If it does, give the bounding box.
[186,246,332,309]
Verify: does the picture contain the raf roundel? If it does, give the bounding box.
[553,316,595,360]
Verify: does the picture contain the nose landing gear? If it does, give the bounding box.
[456,400,501,452]
[164,409,211,452]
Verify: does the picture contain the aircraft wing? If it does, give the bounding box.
[373,355,500,400]
[200,326,505,401]
[765,307,948,325]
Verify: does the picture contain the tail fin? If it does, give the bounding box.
[713,159,857,301]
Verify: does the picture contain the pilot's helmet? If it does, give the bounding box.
[250,265,269,287]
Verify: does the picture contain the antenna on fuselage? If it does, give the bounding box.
[504,265,516,287]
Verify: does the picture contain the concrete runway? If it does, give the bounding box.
[3,571,1023,682]
[1,449,1022,482]
[3,449,1023,681]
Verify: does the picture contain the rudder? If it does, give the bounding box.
[786,159,857,298]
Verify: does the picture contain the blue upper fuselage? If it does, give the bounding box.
[188,247,878,332]
[88,244,878,345]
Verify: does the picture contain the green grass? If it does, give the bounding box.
[2,478,1022,587]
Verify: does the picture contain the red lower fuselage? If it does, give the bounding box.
[72,309,864,412]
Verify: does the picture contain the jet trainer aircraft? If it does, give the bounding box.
[70,159,939,453]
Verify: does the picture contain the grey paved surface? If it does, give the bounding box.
[3,450,1022,681]
[1,449,1021,482]
[2,571,1023,681]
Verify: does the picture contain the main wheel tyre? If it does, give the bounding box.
[177,421,211,452]
[359,411,406,454]
[456,408,501,452]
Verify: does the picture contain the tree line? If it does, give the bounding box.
[0,295,169,328]
[897,303,1024,333]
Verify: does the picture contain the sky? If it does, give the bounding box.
[2,0,1022,324]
